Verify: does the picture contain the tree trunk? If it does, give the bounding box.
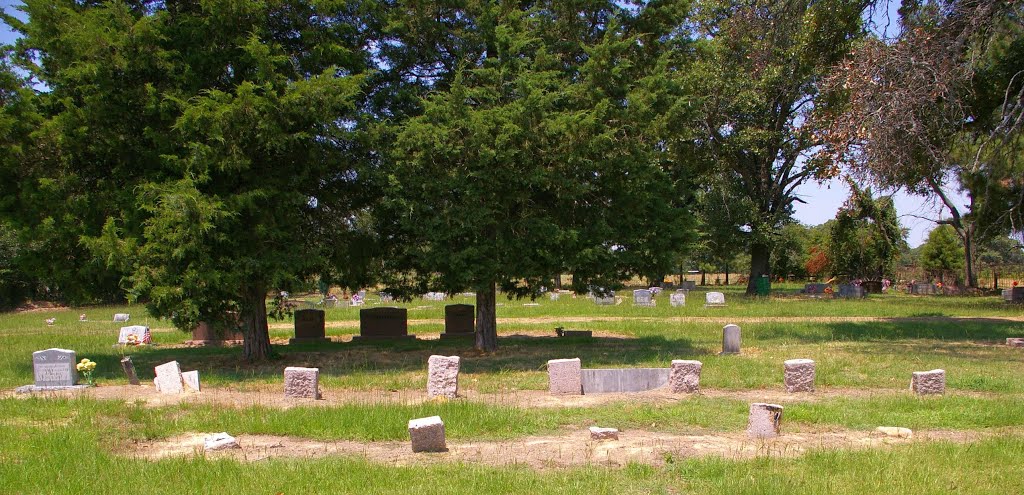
[746,242,771,295]
[475,281,498,352]
[241,285,273,361]
[962,224,978,289]
[994,271,998,290]
[700,270,706,286]
[725,263,730,286]
[553,274,562,290]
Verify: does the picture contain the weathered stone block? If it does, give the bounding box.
[783,359,815,393]
[408,416,446,452]
[204,432,240,451]
[669,360,702,393]
[911,369,945,395]
[154,361,184,394]
[747,403,784,438]
[1006,338,1024,347]
[581,368,669,393]
[284,366,321,399]
[589,426,619,440]
[721,324,741,354]
[548,358,582,395]
[427,355,460,399]
[181,370,201,392]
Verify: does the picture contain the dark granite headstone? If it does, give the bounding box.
[836,284,866,299]
[911,283,937,295]
[804,283,829,295]
[1003,287,1024,303]
[290,309,329,344]
[440,304,475,340]
[356,307,413,340]
[861,281,883,294]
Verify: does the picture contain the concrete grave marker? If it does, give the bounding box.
[291,309,328,344]
[33,348,77,387]
[589,427,619,440]
[1007,338,1024,347]
[548,358,582,395]
[154,361,185,394]
[593,293,617,305]
[581,368,669,394]
[705,292,726,307]
[837,284,865,299]
[669,360,702,393]
[427,355,460,399]
[440,304,474,340]
[284,366,321,399]
[748,403,784,438]
[204,432,240,451]
[408,416,446,452]
[181,370,201,392]
[911,369,945,395]
[113,313,130,322]
[721,324,741,354]
[356,307,413,340]
[549,292,560,301]
[633,289,655,307]
[670,292,686,307]
[783,359,815,392]
[424,292,446,302]
[118,325,151,345]
[680,280,696,291]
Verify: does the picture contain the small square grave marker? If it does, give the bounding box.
[548,358,582,395]
[408,416,446,452]
[284,366,321,399]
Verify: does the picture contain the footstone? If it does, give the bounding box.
[555,328,592,338]
[721,324,741,354]
[911,369,945,395]
[32,348,77,387]
[669,360,702,393]
[876,427,913,438]
[408,416,446,452]
[121,356,140,385]
[589,427,619,440]
[427,355,460,399]
[113,313,130,322]
[154,361,185,394]
[747,403,784,438]
[582,368,669,394]
[783,359,815,393]
[1007,338,1024,347]
[181,370,201,392]
[284,366,321,399]
[548,358,582,395]
[204,432,240,451]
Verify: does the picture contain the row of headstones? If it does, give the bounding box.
[291,305,477,343]
[593,290,724,307]
[803,283,867,298]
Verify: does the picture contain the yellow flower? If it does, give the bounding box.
[81,358,89,364]
[76,363,85,371]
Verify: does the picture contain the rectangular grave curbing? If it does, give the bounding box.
[911,369,945,395]
[747,403,784,438]
[284,366,321,399]
[408,416,446,452]
[356,307,414,340]
[783,359,815,392]
[291,309,329,344]
[427,355,460,399]
[548,358,583,395]
[440,304,475,340]
[669,360,702,393]
[581,368,669,394]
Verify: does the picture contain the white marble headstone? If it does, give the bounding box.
[154,361,184,394]
[670,293,686,307]
[705,292,726,306]
[113,313,130,322]
[117,325,150,344]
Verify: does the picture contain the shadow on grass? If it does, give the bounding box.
[755,319,1024,344]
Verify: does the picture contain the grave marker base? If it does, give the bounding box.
[15,384,90,394]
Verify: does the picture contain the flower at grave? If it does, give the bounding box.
[1014,281,1019,287]
[76,358,97,385]
[823,286,834,295]
[125,334,140,346]
[936,282,943,288]
[79,313,87,321]
[45,317,56,326]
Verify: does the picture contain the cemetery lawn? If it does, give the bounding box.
[1,291,1023,493]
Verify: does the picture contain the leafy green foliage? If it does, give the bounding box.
[920,225,965,282]
[827,181,906,281]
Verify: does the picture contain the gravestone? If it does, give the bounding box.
[379,292,395,303]
[633,289,655,307]
[424,292,446,301]
[188,321,244,346]
[1003,287,1024,303]
[593,293,616,305]
[911,283,936,295]
[804,283,828,295]
[117,325,152,345]
[555,327,593,338]
[721,324,741,354]
[670,360,702,393]
[783,359,815,392]
[284,367,321,399]
[32,348,77,387]
[549,292,560,301]
[670,292,686,307]
[581,368,669,393]
[427,355,460,399]
[440,304,474,340]
[861,280,883,294]
[120,356,140,385]
[548,358,582,395]
[911,369,945,395]
[154,361,185,394]
[181,370,201,392]
[681,280,696,291]
[705,292,726,307]
[290,309,328,344]
[409,416,446,452]
[356,307,414,340]
[747,403,784,438]
[113,313,130,322]
[836,284,865,299]
[589,427,619,440]
[1007,338,1024,347]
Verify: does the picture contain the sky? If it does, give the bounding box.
[0,0,965,247]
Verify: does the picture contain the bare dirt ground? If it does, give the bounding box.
[125,427,1008,469]
[7,383,1003,409]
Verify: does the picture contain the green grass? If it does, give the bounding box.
[2,293,1023,493]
